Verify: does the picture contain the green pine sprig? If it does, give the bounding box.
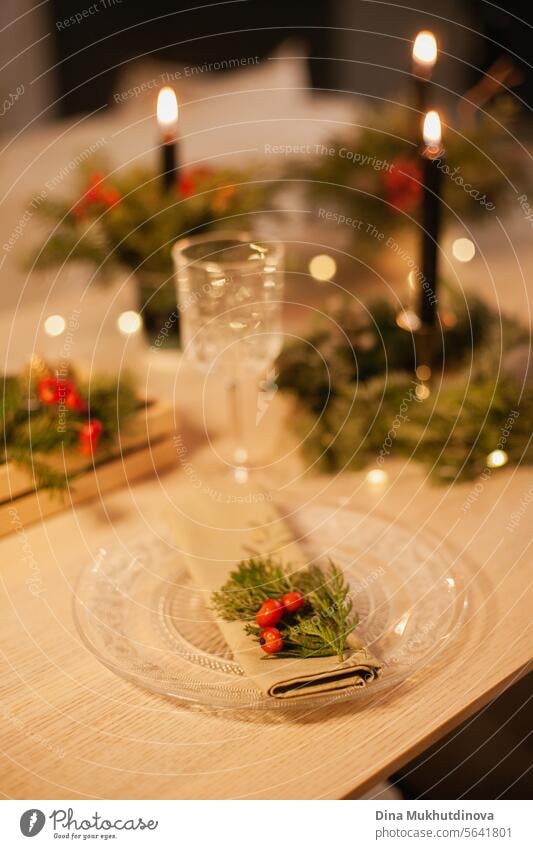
[29,162,276,280]
[212,558,358,662]
[211,556,294,622]
[1,370,138,490]
[276,297,532,483]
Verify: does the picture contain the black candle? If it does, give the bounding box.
[420,111,444,326]
[157,86,179,192]
[412,31,437,116]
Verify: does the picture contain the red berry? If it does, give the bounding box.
[81,419,103,440]
[79,419,103,455]
[72,201,87,220]
[85,187,102,203]
[177,173,196,198]
[382,157,422,214]
[37,377,59,405]
[281,590,305,614]
[83,173,109,205]
[191,166,213,180]
[88,172,105,187]
[260,627,283,654]
[38,377,82,408]
[255,598,283,628]
[79,438,92,456]
[55,379,74,403]
[65,388,86,412]
[103,188,120,207]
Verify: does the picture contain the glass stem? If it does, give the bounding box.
[228,378,249,471]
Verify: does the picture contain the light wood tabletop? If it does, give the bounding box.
[0,412,531,800]
[1,42,532,801]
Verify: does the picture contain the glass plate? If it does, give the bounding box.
[73,501,468,711]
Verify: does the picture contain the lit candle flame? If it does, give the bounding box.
[423,110,442,148]
[413,31,437,67]
[157,86,178,131]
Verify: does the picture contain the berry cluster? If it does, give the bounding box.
[72,173,121,220]
[38,376,85,411]
[255,591,305,655]
[37,377,103,456]
[176,166,237,212]
[382,156,422,214]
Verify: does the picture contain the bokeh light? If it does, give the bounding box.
[396,309,421,332]
[486,449,508,469]
[416,364,432,381]
[415,383,431,400]
[44,314,66,337]
[366,468,388,485]
[117,310,142,335]
[309,254,337,281]
[452,238,476,263]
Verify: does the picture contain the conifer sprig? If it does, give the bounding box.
[212,557,358,661]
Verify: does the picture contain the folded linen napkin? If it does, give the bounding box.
[171,482,382,700]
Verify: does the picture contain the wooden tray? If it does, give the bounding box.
[0,400,176,535]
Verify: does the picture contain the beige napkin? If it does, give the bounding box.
[171,482,382,700]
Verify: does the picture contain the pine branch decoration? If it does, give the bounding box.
[212,558,359,662]
[276,297,532,483]
[1,367,138,490]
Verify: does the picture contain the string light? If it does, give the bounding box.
[117,310,142,335]
[415,383,431,400]
[366,468,388,485]
[416,364,432,381]
[486,449,508,469]
[44,314,66,337]
[309,254,337,281]
[452,237,476,263]
[234,466,249,484]
[396,309,421,332]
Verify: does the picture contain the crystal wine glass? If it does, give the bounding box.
[172,232,284,482]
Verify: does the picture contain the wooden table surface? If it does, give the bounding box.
[1,407,531,800]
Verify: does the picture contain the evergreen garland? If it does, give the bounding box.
[290,99,526,261]
[30,164,275,280]
[28,98,525,281]
[1,363,138,490]
[276,297,532,483]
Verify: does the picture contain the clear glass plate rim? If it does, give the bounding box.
[72,503,469,711]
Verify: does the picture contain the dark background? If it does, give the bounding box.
[392,671,532,800]
[47,0,533,116]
